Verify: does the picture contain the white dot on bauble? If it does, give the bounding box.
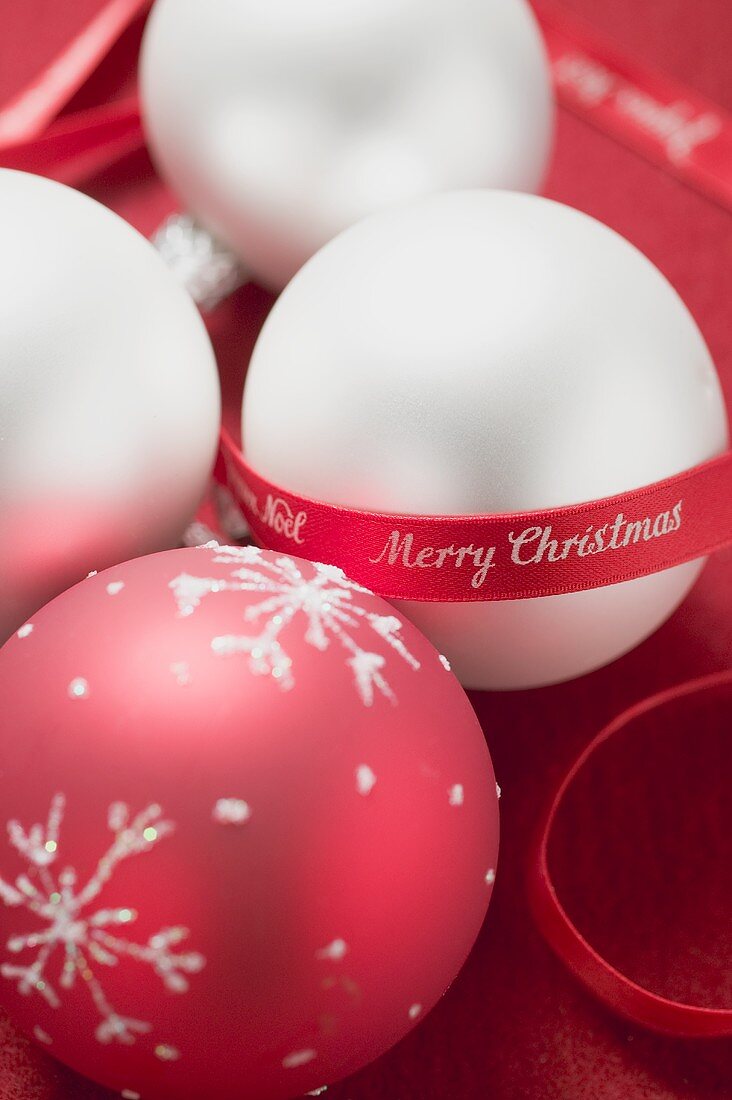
[283,1049,317,1069]
[315,938,348,961]
[170,662,190,686]
[448,784,464,806]
[68,678,89,700]
[154,1044,180,1062]
[355,765,377,796]
[212,799,251,826]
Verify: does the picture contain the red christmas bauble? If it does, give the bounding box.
[0,545,498,1100]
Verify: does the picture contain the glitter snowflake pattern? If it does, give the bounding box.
[0,795,205,1047]
[169,546,420,705]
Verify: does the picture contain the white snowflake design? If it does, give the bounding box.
[169,546,420,705]
[0,795,205,1047]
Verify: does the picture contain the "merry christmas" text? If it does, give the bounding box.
[368,502,683,590]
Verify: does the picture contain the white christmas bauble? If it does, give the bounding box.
[241,191,729,689]
[0,169,220,642]
[140,0,553,291]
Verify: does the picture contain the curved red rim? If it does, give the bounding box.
[528,671,732,1037]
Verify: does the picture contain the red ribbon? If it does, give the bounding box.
[537,1,732,211]
[0,97,143,185]
[219,429,732,603]
[2,2,731,204]
[528,671,732,1038]
[0,0,150,148]
[2,4,731,206]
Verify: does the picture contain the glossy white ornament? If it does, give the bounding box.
[242,191,729,689]
[0,170,220,642]
[140,0,553,291]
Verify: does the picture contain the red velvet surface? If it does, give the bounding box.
[1,2,731,1097]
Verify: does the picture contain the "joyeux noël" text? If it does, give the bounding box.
[228,469,307,545]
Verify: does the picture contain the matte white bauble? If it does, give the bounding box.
[241,191,728,689]
[140,0,553,290]
[0,170,220,642]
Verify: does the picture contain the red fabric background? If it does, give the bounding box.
[1,1,731,1097]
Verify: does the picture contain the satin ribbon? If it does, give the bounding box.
[2,3,730,204]
[0,0,150,147]
[0,97,142,185]
[537,1,732,211]
[218,429,732,603]
[528,671,732,1038]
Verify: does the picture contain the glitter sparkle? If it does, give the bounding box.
[0,796,205,1048]
[169,547,420,705]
